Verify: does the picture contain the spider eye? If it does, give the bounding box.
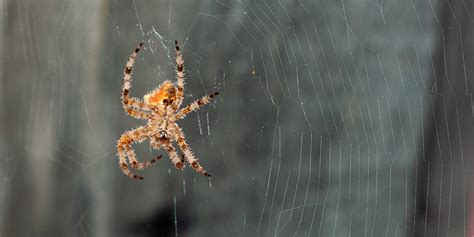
[169,99,173,104]
[162,99,168,104]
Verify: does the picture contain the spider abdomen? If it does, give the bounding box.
[143,81,177,106]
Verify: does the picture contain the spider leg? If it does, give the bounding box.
[118,146,143,180]
[124,106,153,120]
[174,125,211,177]
[174,40,185,110]
[122,42,153,119]
[126,147,163,170]
[117,125,151,180]
[176,92,219,120]
[151,137,185,170]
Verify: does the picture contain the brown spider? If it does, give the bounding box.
[117,41,219,180]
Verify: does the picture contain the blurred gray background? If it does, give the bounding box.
[1,0,473,236]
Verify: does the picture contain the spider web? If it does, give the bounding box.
[0,0,473,236]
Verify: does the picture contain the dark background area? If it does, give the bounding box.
[1,0,473,236]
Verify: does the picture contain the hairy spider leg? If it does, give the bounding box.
[174,126,210,177]
[123,126,164,170]
[126,147,163,170]
[177,92,219,119]
[117,125,151,180]
[122,42,153,119]
[124,107,153,120]
[151,137,185,170]
[174,40,185,110]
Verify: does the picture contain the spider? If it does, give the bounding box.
[117,41,219,180]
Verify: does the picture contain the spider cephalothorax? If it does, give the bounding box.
[116,41,219,180]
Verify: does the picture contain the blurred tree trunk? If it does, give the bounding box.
[415,0,474,236]
[0,0,106,235]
